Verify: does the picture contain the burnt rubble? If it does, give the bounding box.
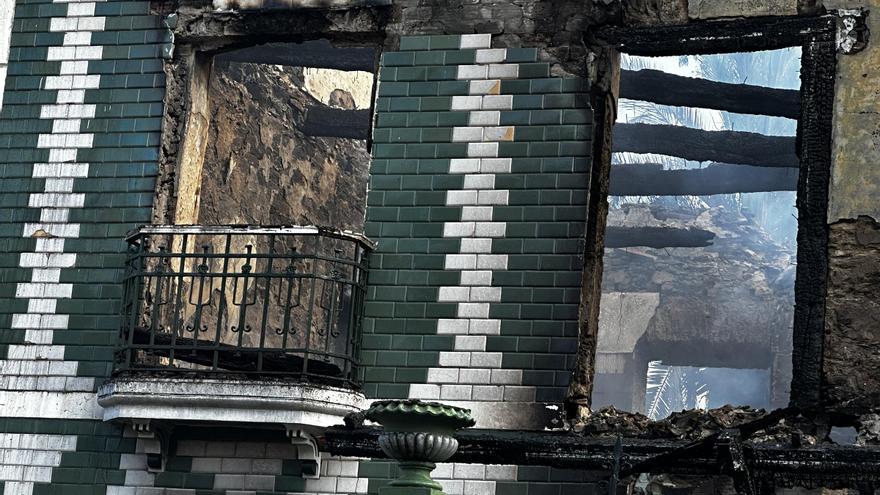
[570,405,816,445]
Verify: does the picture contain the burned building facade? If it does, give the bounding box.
[0,0,878,494]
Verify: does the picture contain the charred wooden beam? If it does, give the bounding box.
[789,40,836,412]
[324,426,690,473]
[610,163,798,196]
[302,106,370,139]
[612,123,799,168]
[605,226,715,248]
[323,425,880,487]
[595,15,836,56]
[619,69,800,119]
[215,41,377,72]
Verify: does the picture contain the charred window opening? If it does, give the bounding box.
[569,15,837,423]
[592,49,802,416]
[141,6,387,380]
[174,39,377,229]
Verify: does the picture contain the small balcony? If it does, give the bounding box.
[98,226,373,460]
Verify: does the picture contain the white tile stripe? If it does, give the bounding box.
[408,62,537,402]
[2,3,104,440]
[434,462,518,495]
[0,433,77,495]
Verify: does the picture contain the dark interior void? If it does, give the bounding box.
[197,41,376,230]
[592,49,801,415]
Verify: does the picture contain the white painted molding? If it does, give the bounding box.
[98,377,366,427]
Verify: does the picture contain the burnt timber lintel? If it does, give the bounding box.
[323,426,880,489]
[619,69,800,119]
[604,226,715,249]
[595,15,836,56]
[215,41,377,72]
[303,107,371,139]
[612,123,799,168]
[609,163,799,196]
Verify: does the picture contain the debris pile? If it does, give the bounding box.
[573,405,812,444]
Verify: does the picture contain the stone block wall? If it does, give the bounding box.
[822,0,880,415]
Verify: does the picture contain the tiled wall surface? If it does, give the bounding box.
[0,0,165,493]
[0,6,596,491]
[358,34,595,495]
[0,1,14,104]
[362,34,591,409]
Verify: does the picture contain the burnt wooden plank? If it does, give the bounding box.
[605,226,715,248]
[595,15,836,56]
[324,426,880,486]
[566,88,611,419]
[215,41,377,72]
[612,123,799,168]
[302,106,370,139]
[610,163,798,196]
[790,40,835,412]
[620,69,800,119]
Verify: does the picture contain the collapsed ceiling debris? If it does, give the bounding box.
[570,405,810,444]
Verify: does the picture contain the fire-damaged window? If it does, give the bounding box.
[124,36,380,382]
[175,39,377,229]
[592,48,802,417]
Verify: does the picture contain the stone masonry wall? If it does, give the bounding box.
[822,0,880,415]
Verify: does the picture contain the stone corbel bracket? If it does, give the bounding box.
[836,9,869,54]
[286,427,321,479]
[129,420,174,472]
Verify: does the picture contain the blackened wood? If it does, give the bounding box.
[605,226,715,248]
[595,15,836,56]
[324,425,880,486]
[324,426,692,472]
[302,106,370,139]
[620,69,800,119]
[610,163,798,196]
[612,123,799,168]
[789,41,835,412]
[566,82,612,419]
[215,41,377,72]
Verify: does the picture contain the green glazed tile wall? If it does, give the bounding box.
[0,0,165,493]
[362,33,592,407]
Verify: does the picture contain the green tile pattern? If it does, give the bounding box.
[0,1,167,494]
[364,35,592,403]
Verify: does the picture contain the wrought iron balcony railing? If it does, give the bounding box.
[114,225,373,389]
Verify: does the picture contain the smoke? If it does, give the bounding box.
[593,48,801,415]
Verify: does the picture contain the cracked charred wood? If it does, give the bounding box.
[610,163,799,196]
[612,124,799,168]
[324,426,692,472]
[302,106,371,139]
[595,15,836,56]
[604,226,715,248]
[619,69,800,119]
[215,41,377,72]
[789,40,835,412]
[323,426,880,486]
